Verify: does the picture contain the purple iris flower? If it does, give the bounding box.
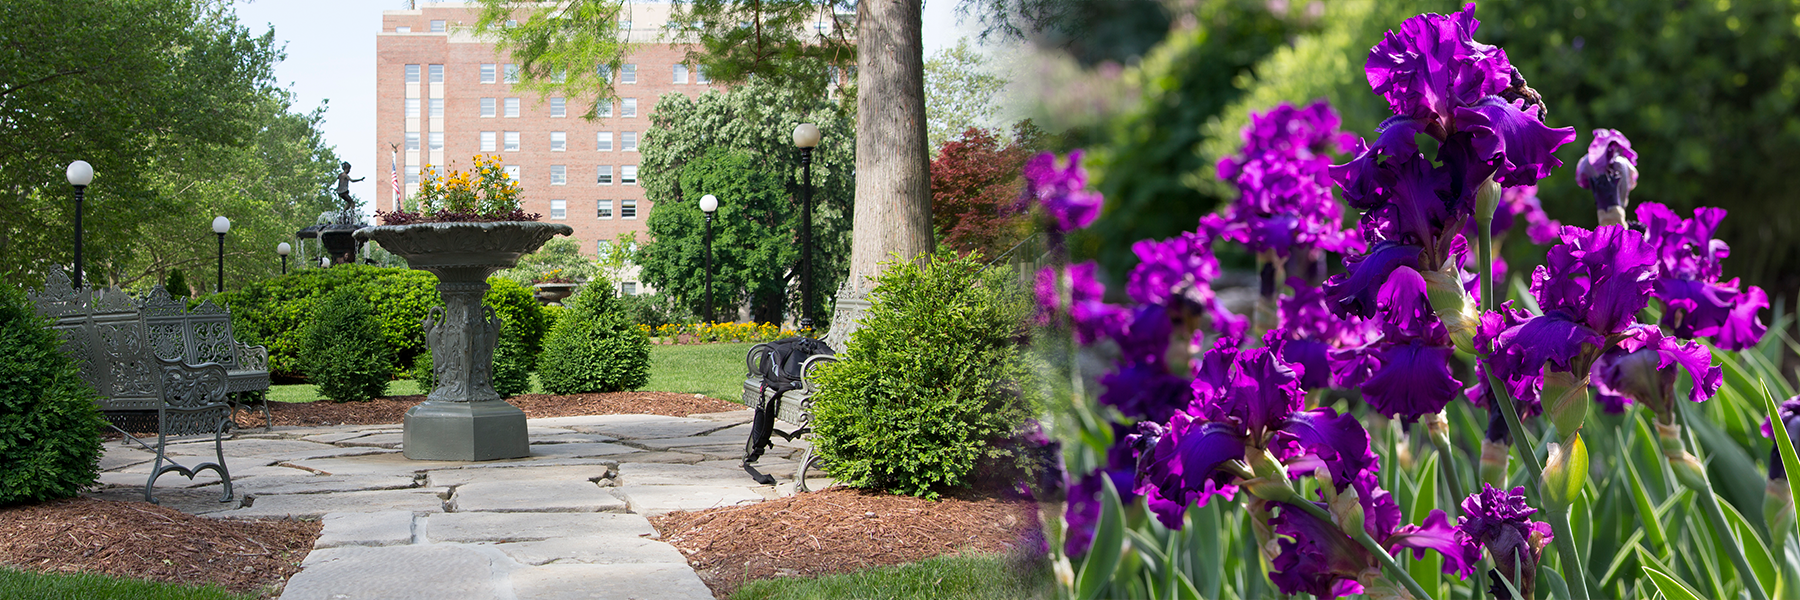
[1270,473,1476,597]
[1760,398,1800,480]
[1132,341,1378,527]
[1489,225,1658,386]
[1023,150,1103,232]
[1064,424,1145,556]
[1035,262,1129,345]
[1467,302,1544,418]
[1459,484,1554,599]
[1637,202,1769,351]
[1591,324,1723,415]
[1094,305,1198,424]
[1214,101,1363,258]
[1126,231,1247,339]
[1575,129,1639,214]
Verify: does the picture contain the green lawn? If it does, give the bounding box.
[646,342,755,403]
[267,342,754,404]
[729,553,1052,600]
[0,567,255,600]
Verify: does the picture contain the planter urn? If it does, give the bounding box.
[355,222,572,460]
[532,282,578,305]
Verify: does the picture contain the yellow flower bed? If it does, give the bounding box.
[644,321,807,344]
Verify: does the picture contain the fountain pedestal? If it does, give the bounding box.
[355,222,572,461]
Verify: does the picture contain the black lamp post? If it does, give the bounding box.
[212,216,231,293]
[66,161,93,288]
[700,194,718,324]
[791,123,821,331]
[277,242,292,275]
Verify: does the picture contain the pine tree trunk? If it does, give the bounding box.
[847,0,932,287]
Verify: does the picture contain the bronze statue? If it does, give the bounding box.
[336,162,364,215]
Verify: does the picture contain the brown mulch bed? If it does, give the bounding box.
[650,487,1039,598]
[0,497,318,597]
[238,391,745,428]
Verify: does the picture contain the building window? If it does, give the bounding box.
[673,64,688,84]
[481,131,497,152]
[621,98,637,118]
[550,199,567,219]
[504,64,519,84]
[550,98,566,118]
[551,68,566,83]
[506,19,519,28]
[396,26,411,33]
[405,165,420,184]
[481,64,497,83]
[596,166,613,185]
[480,98,496,117]
[430,20,446,32]
[596,132,613,151]
[598,65,612,83]
[621,131,638,152]
[621,281,638,295]
[550,165,567,185]
[551,131,566,151]
[504,98,520,117]
[405,64,420,83]
[405,131,419,151]
[429,98,443,118]
[696,66,709,84]
[428,64,444,83]
[621,199,638,218]
[429,132,443,151]
[621,64,637,84]
[621,165,638,185]
[504,131,520,151]
[597,101,614,118]
[504,165,520,182]
[597,199,613,219]
[405,98,420,118]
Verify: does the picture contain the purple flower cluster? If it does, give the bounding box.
[1022,150,1103,233]
[1322,2,1576,421]
[1208,101,1362,258]
[1638,202,1769,351]
[1458,484,1554,597]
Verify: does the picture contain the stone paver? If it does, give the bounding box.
[448,480,626,513]
[314,511,416,548]
[85,409,803,599]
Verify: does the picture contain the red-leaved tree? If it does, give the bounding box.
[929,123,1042,260]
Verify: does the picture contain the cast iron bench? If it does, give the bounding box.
[139,286,272,431]
[29,270,235,504]
[741,342,838,490]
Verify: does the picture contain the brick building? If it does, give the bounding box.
[377,2,720,294]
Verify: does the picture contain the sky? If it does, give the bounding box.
[230,0,979,211]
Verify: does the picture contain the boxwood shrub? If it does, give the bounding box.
[809,248,1040,499]
[300,288,392,402]
[0,286,105,505]
[537,281,651,394]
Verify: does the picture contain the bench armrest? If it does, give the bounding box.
[799,354,839,395]
[744,343,774,378]
[234,341,270,372]
[156,356,232,410]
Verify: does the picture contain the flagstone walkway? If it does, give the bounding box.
[88,409,821,600]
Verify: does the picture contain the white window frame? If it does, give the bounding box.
[481,64,497,83]
[621,64,637,84]
[550,98,566,118]
[504,98,520,118]
[620,165,638,185]
[620,199,638,218]
[480,98,496,118]
[672,64,688,84]
[550,131,567,151]
[429,20,446,32]
[405,131,419,151]
[404,64,420,83]
[428,64,444,83]
[550,165,567,185]
[480,131,497,152]
[503,63,519,84]
[504,165,520,182]
[405,165,420,184]
[695,66,709,84]
[621,131,638,152]
[550,199,567,220]
[596,166,613,185]
[504,131,520,151]
[596,132,614,151]
[597,101,614,118]
[428,131,443,151]
[621,98,637,118]
[405,98,420,118]
[597,199,614,219]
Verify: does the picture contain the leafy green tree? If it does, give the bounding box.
[637,81,855,322]
[537,282,651,394]
[0,0,339,289]
[924,40,1010,152]
[301,288,393,403]
[0,286,104,506]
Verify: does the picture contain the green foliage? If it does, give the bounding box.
[0,287,104,506]
[299,288,392,402]
[537,282,652,394]
[616,292,694,329]
[1,0,339,289]
[729,552,1051,600]
[638,80,855,323]
[492,323,533,398]
[472,0,635,120]
[924,40,1011,152]
[0,566,255,600]
[217,266,546,379]
[163,269,191,299]
[810,248,1039,498]
[412,349,436,391]
[494,237,598,286]
[645,342,757,402]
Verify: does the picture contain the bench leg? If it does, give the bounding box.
[796,441,826,493]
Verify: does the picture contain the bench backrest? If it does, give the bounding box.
[28,270,164,412]
[140,286,241,370]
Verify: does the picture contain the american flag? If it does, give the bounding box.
[390,151,402,211]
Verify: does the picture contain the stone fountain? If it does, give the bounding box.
[355,221,571,460]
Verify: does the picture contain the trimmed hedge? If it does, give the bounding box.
[537,281,651,394]
[809,248,1040,499]
[0,286,105,505]
[301,288,392,402]
[215,266,546,380]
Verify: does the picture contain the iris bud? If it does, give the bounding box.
[1421,266,1479,354]
[1475,178,1503,226]
[1541,370,1589,439]
[1542,436,1589,509]
[1765,480,1794,550]
[1330,483,1366,538]
[1244,448,1298,503]
[1481,439,1511,487]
